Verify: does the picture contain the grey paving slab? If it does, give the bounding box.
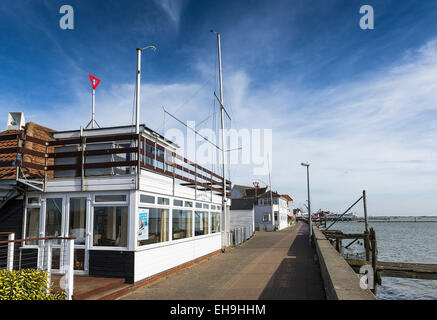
[119,222,326,300]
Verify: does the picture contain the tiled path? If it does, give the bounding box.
[119,221,326,300]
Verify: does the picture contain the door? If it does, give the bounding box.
[43,197,63,270]
[67,197,89,274]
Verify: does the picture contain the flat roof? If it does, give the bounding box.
[52,124,179,149]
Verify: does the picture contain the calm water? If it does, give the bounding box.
[332,219,437,300]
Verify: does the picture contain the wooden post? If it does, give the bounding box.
[335,237,341,252]
[65,239,74,300]
[363,190,369,233]
[365,232,370,262]
[7,233,14,271]
[370,228,378,294]
[45,240,52,293]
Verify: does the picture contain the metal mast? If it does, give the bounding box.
[135,45,156,134]
[212,30,229,250]
[85,75,101,129]
[268,154,274,229]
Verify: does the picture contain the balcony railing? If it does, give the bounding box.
[0,131,231,196]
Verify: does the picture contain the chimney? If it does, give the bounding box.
[6,112,25,131]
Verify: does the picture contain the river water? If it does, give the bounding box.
[331,219,437,300]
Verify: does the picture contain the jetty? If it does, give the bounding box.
[346,259,437,281]
[315,190,437,293]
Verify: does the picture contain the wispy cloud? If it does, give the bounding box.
[153,0,186,27]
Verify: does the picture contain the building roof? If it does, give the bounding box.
[232,184,268,199]
[282,194,293,201]
[230,198,254,210]
[257,191,282,199]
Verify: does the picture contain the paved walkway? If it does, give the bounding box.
[119,221,326,300]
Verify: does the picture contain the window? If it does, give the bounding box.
[93,206,128,247]
[95,195,126,202]
[211,205,216,210]
[45,198,63,244]
[195,211,209,236]
[138,207,169,246]
[140,194,155,204]
[203,204,209,209]
[211,212,220,233]
[217,205,221,210]
[173,199,183,207]
[25,208,40,245]
[69,198,87,245]
[27,197,39,204]
[184,201,193,208]
[157,197,169,205]
[263,214,271,222]
[172,209,192,240]
[195,202,202,209]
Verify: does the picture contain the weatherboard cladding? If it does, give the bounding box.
[89,250,135,283]
[0,199,24,270]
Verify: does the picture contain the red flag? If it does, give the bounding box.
[88,74,101,90]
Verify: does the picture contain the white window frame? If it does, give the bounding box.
[90,191,130,251]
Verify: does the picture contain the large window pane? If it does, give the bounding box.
[25,208,40,245]
[46,198,63,244]
[69,198,87,245]
[138,207,169,246]
[172,209,192,240]
[211,212,220,233]
[195,211,209,236]
[93,206,128,247]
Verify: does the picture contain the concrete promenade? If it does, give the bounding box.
[119,221,326,300]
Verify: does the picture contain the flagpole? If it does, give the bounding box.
[92,79,96,128]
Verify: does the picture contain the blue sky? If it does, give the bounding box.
[1,0,437,215]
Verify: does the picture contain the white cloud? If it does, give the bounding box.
[153,0,186,27]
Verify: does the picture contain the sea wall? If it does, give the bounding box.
[312,224,376,300]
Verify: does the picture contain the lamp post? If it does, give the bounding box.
[301,162,311,246]
[135,45,156,134]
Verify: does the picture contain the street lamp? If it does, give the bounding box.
[135,45,157,134]
[301,162,312,246]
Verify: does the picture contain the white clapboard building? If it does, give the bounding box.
[0,118,231,284]
[230,185,291,232]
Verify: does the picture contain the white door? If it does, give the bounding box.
[67,196,89,274]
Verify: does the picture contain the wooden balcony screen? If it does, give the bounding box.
[0,132,231,196]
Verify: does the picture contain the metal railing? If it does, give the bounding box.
[0,130,231,197]
[0,233,75,300]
